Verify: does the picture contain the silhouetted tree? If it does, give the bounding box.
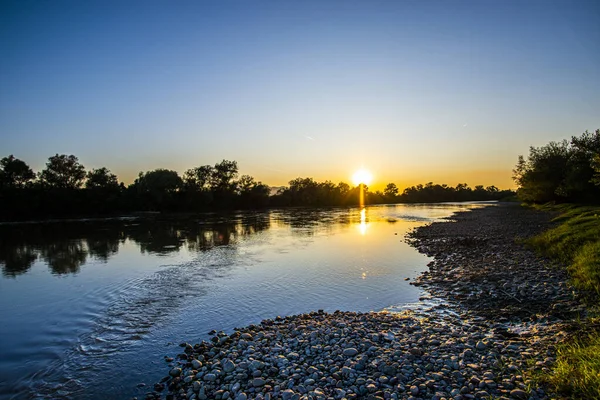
[84,167,122,214]
[0,155,35,189]
[184,165,213,190]
[236,175,270,208]
[513,140,571,202]
[208,160,239,208]
[133,169,183,210]
[39,154,86,189]
[513,129,600,203]
[384,183,399,198]
[86,167,119,190]
[209,160,238,192]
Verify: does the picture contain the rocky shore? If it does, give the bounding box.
[150,203,581,400]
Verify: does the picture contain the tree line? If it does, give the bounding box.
[271,179,513,206]
[513,129,600,203]
[0,155,271,219]
[0,153,514,220]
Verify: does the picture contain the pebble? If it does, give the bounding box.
[155,205,579,400]
[342,348,358,357]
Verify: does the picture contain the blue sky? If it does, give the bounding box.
[1,0,599,189]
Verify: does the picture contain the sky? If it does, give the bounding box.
[1,0,599,191]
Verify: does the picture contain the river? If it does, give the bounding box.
[0,203,491,399]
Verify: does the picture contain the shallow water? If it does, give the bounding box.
[0,203,491,399]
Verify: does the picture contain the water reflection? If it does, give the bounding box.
[42,241,88,275]
[0,203,492,278]
[358,208,368,235]
[0,203,496,400]
[0,243,38,277]
[0,214,271,277]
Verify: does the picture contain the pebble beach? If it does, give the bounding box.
[150,203,582,400]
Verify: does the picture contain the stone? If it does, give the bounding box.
[343,348,358,357]
[509,389,528,399]
[253,378,266,387]
[223,359,236,373]
[281,390,295,400]
[204,373,217,382]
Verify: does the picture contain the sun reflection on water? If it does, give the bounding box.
[358,208,368,235]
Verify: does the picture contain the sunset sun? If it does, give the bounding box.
[352,168,373,186]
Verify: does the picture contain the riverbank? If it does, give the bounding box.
[151,203,581,400]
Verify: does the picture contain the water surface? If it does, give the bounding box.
[0,203,490,399]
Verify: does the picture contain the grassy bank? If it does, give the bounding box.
[527,204,600,398]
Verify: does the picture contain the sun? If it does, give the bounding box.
[352,168,373,186]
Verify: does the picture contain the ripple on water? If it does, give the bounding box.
[17,248,238,399]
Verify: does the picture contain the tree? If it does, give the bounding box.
[592,153,600,187]
[513,141,571,202]
[85,167,119,190]
[183,165,213,191]
[237,175,257,193]
[0,155,35,188]
[237,175,270,207]
[133,169,183,210]
[383,183,399,198]
[209,160,238,192]
[564,129,600,199]
[39,154,86,189]
[134,169,182,194]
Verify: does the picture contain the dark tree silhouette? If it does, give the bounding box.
[39,154,86,189]
[132,169,183,210]
[513,129,600,203]
[0,151,519,220]
[209,160,239,207]
[86,167,119,190]
[384,183,399,198]
[0,155,35,189]
[184,165,213,191]
[209,160,238,192]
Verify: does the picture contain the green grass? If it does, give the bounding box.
[526,204,600,398]
[528,204,600,293]
[546,329,600,399]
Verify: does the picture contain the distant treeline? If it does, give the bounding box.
[0,154,513,220]
[513,129,600,203]
[272,179,514,206]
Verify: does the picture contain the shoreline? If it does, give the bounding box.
[151,203,579,400]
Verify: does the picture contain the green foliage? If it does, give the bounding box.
[525,204,600,398]
[592,154,600,187]
[545,331,600,399]
[527,204,600,293]
[0,155,35,188]
[39,154,86,189]
[514,129,600,203]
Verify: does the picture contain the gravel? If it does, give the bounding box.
[148,203,582,400]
